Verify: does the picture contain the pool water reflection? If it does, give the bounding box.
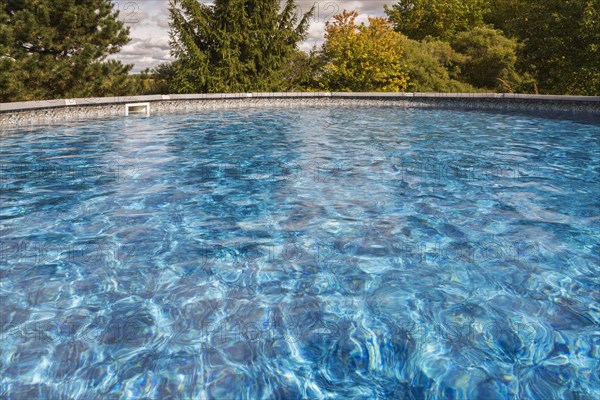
[0,107,599,399]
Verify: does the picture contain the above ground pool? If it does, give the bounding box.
[1,106,599,399]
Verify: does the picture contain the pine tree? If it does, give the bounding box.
[168,0,314,93]
[0,0,133,102]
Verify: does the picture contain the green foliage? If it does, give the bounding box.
[385,0,598,94]
[1,0,596,100]
[280,48,324,91]
[399,37,476,92]
[385,0,489,41]
[488,0,600,95]
[0,0,133,102]
[152,63,177,94]
[320,11,409,92]
[451,26,521,91]
[125,64,179,96]
[422,40,467,81]
[168,0,313,93]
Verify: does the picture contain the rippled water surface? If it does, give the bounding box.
[1,107,599,399]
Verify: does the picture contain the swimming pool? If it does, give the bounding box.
[1,106,599,399]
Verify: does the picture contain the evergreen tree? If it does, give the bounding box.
[0,0,133,102]
[168,0,313,93]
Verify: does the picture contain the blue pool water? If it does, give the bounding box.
[0,107,599,399]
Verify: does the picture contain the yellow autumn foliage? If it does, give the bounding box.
[321,10,409,92]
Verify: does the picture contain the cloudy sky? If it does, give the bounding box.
[110,1,394,72]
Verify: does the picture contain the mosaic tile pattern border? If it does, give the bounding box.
[1,93,598,128]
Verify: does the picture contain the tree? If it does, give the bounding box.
[385,0,489,41]
[280,48,324,91]
[0,0,134,102]
[152,63,177,94]
[488,0,600,95]
[451,26,522,91]
[320,11,409,92]
[399,37,476,92]
[168,0,313,93]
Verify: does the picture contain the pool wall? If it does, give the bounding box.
[1,92,599,128]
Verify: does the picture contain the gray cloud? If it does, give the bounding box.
[110,37,172,71]
[151,13,171,29]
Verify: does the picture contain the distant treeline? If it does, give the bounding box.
[1,0,598,102]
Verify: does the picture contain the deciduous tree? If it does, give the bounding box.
[385,0,489,41]
[488,0,600,95]
[399,38,475,92]
[451,26,521,91]
[320,11,409,92]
